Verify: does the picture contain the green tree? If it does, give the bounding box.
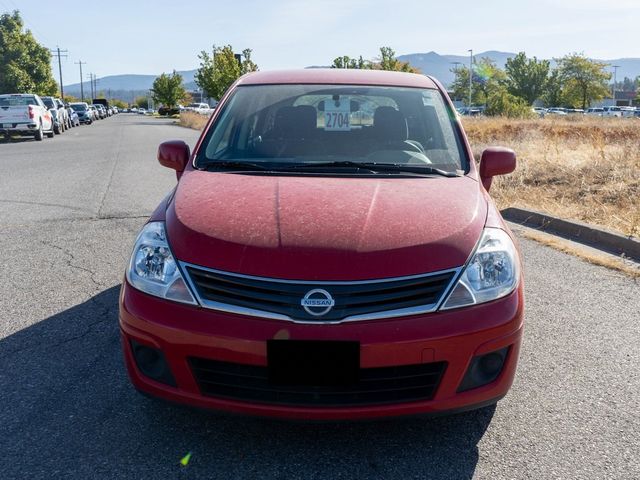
[134,96,149,109]
[195,45,258,100]
[451,58,505,106]
[110,99,128,109]
[376,47,419,73]
[331,55,371,69]
[504,52,549,104]
[0,11,57,95]
[485,85,534,117]
[151,71,187,108]
[556,53,610,109]
[542,69,564,106]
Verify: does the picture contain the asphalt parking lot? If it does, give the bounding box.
[1,114,638,479]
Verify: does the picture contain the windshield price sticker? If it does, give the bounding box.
[324,97,350,131]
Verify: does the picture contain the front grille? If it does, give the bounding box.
[189,357,447,407]
[184,265,456,322]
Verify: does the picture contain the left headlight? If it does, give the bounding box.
[126,222,197,305]
[441,228,520,310]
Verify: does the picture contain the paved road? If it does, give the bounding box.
[1,115,638,479]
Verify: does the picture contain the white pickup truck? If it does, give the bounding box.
[185,102,213,115]
[0,93,55,141]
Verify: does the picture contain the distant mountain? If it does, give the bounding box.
[64,69,199,98]
[63,52,640,99]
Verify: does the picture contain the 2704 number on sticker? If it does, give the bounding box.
[325,111,350,130]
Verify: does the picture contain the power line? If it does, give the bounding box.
[51,47,68,99]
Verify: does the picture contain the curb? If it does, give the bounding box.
[501,207,640,262]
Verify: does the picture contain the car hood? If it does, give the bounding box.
[166,171,487,280]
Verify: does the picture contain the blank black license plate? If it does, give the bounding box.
[267,340,360,386]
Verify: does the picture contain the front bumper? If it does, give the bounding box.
[119,279,524,420]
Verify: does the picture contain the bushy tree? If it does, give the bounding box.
[111,99,128,109]
[485,86,534,118]
[195,45,258,100]
[556,53,610,109]
[376,47,419,73]
[134,96,149,109]
[451,58,505,106]
[542,69,564,107]
[331,55,371,69]
[0,11,58,95]
[151,71,187,108]
[505,52,549,105]
[330,47,418,73]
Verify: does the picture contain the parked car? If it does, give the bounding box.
[69,102,93,124]
[41,96,67,133]
[131,107,138,113]
[94,104,107,119]
[620,106,636,118]
[55,98,71,129]
[585,107,604,116]
[92,98,110,115]
[158,105,181,116]
[602,106,623,117]
[66,105,80,127]
[120,69,524,420]
[137,108,146,115]
[546,107,567,116]
[0,93,55,140]
[457,106,483,116]
[87,105,99,121]
[185,102,213,115]
[532,107,546,117]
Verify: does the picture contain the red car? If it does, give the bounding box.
[120,69,523,420]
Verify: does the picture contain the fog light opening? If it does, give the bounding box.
[130,340,176,387]
[458,347,509,393]
[478,352,504,377]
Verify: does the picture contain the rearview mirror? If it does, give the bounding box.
[479,147,516,191]
[158,140,190,179]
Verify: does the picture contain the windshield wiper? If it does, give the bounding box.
[287,161,461,177]
[199,160,461,177]
[199,160,272,171]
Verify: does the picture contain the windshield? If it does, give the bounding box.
[70,104,87,111]
[42,98,55,108]
[195,84,468,174]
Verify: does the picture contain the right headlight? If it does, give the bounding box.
[125,222,197,305]
[441,228,520,310]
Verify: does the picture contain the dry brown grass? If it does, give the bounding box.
[179,111,209,130]
[463,116,640,237]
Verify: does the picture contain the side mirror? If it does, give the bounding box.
[479,147,516,191]
[158,140,190,179]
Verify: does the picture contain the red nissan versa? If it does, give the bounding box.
[119,69,524,420]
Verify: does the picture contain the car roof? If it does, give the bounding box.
[237,69,438,89]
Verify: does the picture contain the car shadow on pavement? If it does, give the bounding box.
[0,286,494,479]
[0,136,36,144]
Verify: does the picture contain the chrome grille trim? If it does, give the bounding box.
[180,261,461,324]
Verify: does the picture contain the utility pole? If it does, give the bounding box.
[468,49,473,108]
[86,74,92,99]
[51,47,68,99]
[74,60,87,101]
[612,65,620,104]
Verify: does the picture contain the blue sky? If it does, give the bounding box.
[5,0,639,78]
